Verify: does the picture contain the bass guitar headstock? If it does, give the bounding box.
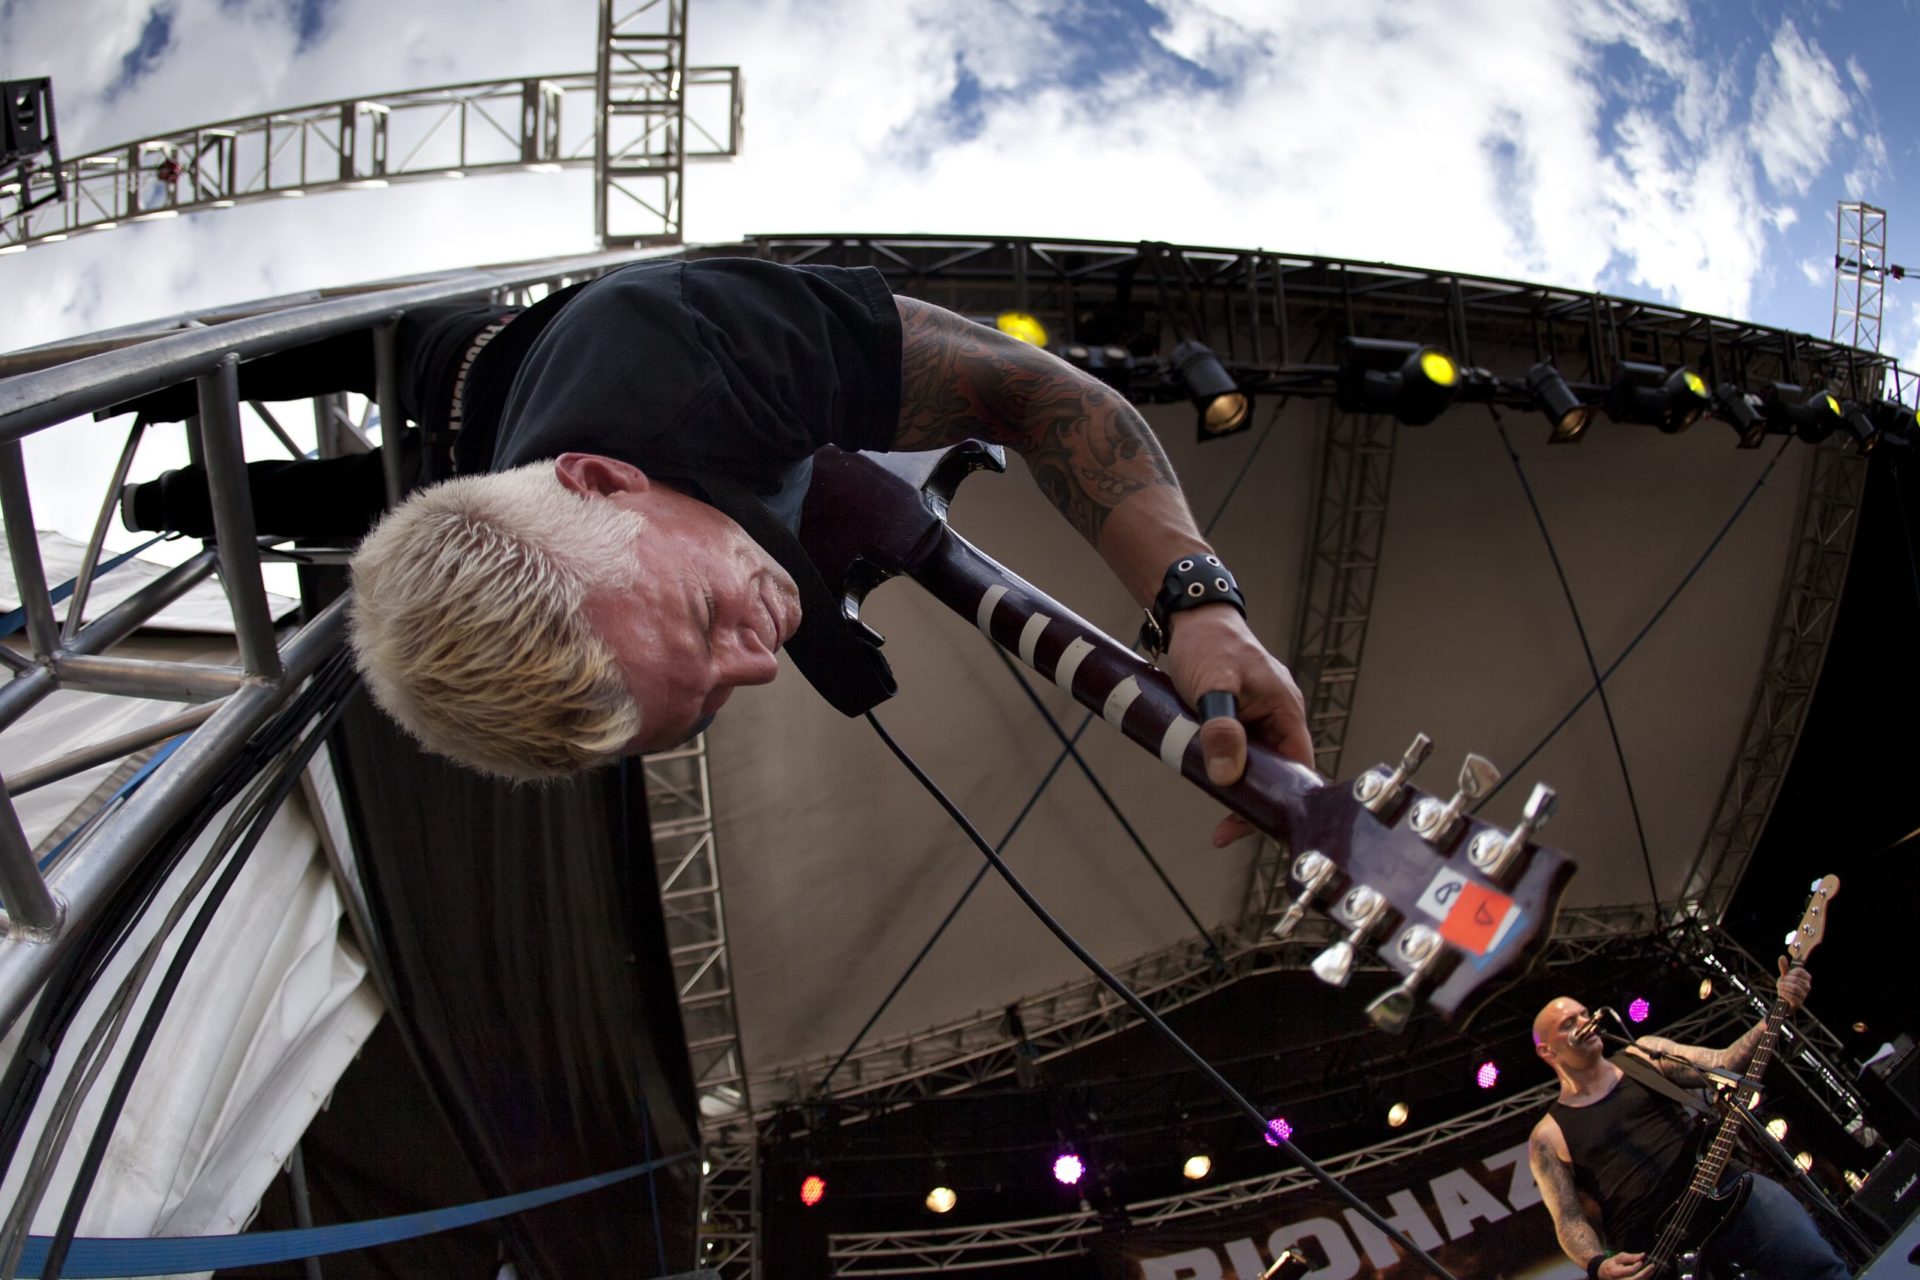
[1785,874,1840,968]
[1265,733,1575,1032]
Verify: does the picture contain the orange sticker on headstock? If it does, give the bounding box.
[1439,879,1518,957]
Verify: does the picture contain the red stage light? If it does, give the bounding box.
[799,1174,826,1207]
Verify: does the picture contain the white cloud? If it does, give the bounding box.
[1748,18,1851,195]
[0,0,1897,363]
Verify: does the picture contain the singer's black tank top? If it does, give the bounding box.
[1548,1069,1697,1245]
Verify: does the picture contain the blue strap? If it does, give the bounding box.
[0,537,167,641]
[14,1150,693,1277]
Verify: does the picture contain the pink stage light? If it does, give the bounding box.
[1628,998,1651,1023]
[1262,1117,1293,1146]
[1052,1153,1085,1185]
[1476,1061,1500,1089]
[799,1175,826,1207]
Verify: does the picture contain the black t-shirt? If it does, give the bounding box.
[1549,1070,1699,1246]
[455,257,903,529]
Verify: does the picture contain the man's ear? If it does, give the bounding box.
[555,452,650,497]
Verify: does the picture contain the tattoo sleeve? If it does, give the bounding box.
[1531,1130,1606,1266]
[894,296,1179,547]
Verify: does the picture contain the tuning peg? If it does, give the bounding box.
[1310,884,1388,987]
[1466,782,1558,881]
[1366,924,1444,1033]
[1271,850,1335,940]
[1410,752,1501,849]
[1353,733,1434,815]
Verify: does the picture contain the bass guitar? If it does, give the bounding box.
[798,442,1578,1029]
[1637,874,1839,1278]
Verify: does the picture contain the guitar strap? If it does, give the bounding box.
[1611,1051,1715,1119]
[684,471,899,717]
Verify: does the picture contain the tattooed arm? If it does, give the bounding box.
[1632,959,1810,1082]
[894,296,1311,824]
[1530,1118,1650,1279]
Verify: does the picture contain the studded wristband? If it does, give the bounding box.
[1139,553,1246,657]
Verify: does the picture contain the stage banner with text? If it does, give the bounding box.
[1092,1105,1583,1280]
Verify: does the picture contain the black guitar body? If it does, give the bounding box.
[1648,1170,1752,1279]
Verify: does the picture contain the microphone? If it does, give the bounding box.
[1573,1008,1614,1042]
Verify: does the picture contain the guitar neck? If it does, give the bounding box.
[902,524,1322,836]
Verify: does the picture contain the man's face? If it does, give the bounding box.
[1534,997,1601,1067]
[559,455,802,752]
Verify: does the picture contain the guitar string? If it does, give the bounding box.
[815,402,1286,1093]
[1489,410,1662,915]
[865,709,1465,1280]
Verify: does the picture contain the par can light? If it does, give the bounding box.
[1336,337,1460,425]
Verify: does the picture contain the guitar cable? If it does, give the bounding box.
[815,404,1288,1093]
[866,709,1464,1280]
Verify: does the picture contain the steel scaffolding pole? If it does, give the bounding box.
[0,67,738,253]
[1242,403,1399,935]
[1682,440,1867,919]
[644,735,758,1279]
[1831,202,1888,354]
[595,0,692,248]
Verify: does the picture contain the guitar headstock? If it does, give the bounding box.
[1263,733,1576,1032]
[1785,874,1840,967]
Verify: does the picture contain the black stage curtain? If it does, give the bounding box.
[302,557,700,1277]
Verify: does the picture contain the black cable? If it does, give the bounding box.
[1474,433,1794,814]
[0,647,369,1186]
[819,403,1281,1092]
[1491,414,1662,913]
[864,710,1462,1280]
[817,715,1092,1094]
[39,658,357,1279]
[992,647,1221,963]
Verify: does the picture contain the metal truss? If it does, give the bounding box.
[0,58,738,252]
[643,734,759,1279]
[0,245,649,1024]
[754,901,1674,1124]
[1832,203,1888,355]
[1694,933,1878,1153]
[1681,440,1868,919]
[596,0,703,248]
[824,993,1758,1273]
[724,236,1903,404]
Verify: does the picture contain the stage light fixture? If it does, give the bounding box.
[1386,1102,1410,1128]
[1628,998,1651,1023]
[1475,1061,1500,1090]
[1760,383,1845,443]
[1766,1117,1789,1141]
[1051,340,1137,393]
[1262,1117,1293,1146]
[1842,403,1881,454]
[1262,1252,1312,1280]
[1866,397,1920,439]
[1527,363,1595,443]
[799,1174,827,1207]
[1336,337,1460,425]
[1698,978,1713,1000]
[1052,1152,1085,1185]
[1605,362,1710,432]
[1173,340,1252,441]
[997,311,1049,348]
[1182,1153,1213,1181]
[1710,383,1767,448]
[1794,1151,1814,1172]
[926,1185,957,1214]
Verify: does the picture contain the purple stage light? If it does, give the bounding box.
[1476,1061,1500,1089]
[1052,1153,1085,1185]
[1628,998,1651,1023]
[1262,1117,1293,1146]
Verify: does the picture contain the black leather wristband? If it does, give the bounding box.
[1139,553,1246,656]
[1586,1252,1611,1279]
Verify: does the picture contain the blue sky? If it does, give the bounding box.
[0,0,1915,531]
